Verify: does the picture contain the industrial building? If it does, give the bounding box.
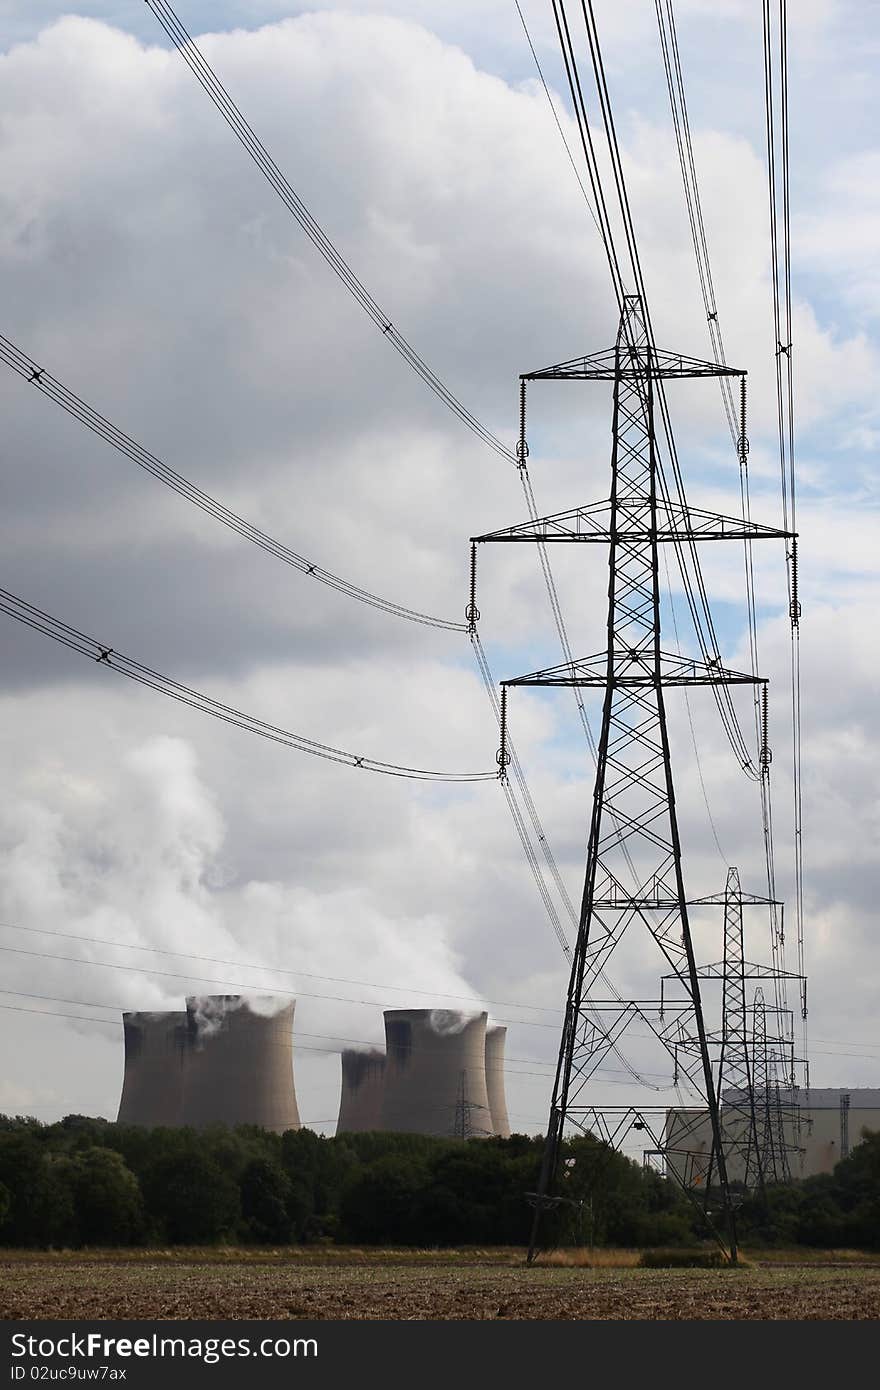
[182,995,301,1133]
[485,1025,511,1138]
[116,994,301,1134]
[118,994,512,1140]
[336,1048,386,1132]
[334,1012,512,1138]
[664,1088,880,1187]
[381,1009,495,1139]
[117,1011,189,1127]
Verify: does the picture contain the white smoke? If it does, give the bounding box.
[428,1008,485,1035]
[186,993,241,1043]
[185,993,293,1042]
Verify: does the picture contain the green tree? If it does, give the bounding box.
[62,1146,144,1246]
[0,1133,75,1247]
[141,1145,241,1244]
[340,1154,431,1244]
[240,1157,292,1244]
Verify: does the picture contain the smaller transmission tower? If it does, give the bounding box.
[839,1089,850,1156]
[453,1070,475,1140]
[751,988,795,1184]
[715,868,763,1193]
[840,1093,851,1160]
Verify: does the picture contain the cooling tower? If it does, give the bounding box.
[117,1011,188,1126]
[182,995,301,1134]
[484,1025,511,1137]
[380,1009,493,1138]
[336,1049,386,1133]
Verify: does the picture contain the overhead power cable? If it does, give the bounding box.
[0,586,496,783]
[514,0,604,241]
[0,334,465,634]
[1,986,868,1066]
[552,0,759,783]
[654,2,788,1016]
[0,327,589,966]
[2,10,605,971]
[0,923,673,1086]
[144,0,514,464]
[0,996,679,1092]
[0,336,592,949]
[0,919,564,1020]
[762,0,806,1065]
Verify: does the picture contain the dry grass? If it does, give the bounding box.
[534,1247,641,1268]
[0,1245,529,1268]
[742,1247,880,1266]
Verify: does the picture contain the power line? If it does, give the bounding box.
[0,918,565,1020]
[653,1,789,1022]
[0,20,599,973]
[513,0,603,240]
[0,585,496,783]
[144,0,515,464]
[0,333,466,634]
[0,329,599,963]
[0,938,560,1031]
[0,875,652,1094]
[762,0,806,1064]
[0,331,599,965]
[553,0,761,783]
[1,995,869,1068]
[0,982,679,1084]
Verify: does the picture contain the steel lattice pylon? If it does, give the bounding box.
[751,987,796,1184]
[475,295,793,1263]
[712,868,765,1194]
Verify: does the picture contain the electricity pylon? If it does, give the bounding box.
[662,867,805,1197]
[751,986,796,1183]
[474,295,792,1262]
[706,868,765,1195]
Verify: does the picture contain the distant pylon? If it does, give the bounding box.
[717,867,764,1194]
[752,987,791,1183]
[453,1069,475,1140]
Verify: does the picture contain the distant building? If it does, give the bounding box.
[117,1011,188,1127]
[664,1087,880,1186]
[336,1049,386,1133]
[381,1009,495,1139]
[334,1009,512,1139]
[116,995,301,1134]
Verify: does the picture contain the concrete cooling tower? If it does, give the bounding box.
[336,1049,386,1133]
[117,1011,189,1127]
[116,995,301,1132]
[484,1025,511,1138]
[380,1009,494,1138]
[182,995,301,1134]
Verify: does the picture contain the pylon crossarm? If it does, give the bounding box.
[521,346,744,380]
[473,500,793,545]
[504,650,763,687]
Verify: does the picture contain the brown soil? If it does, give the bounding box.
[2,1254,880,1320]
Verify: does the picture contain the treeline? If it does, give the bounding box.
[737,1129,880,1250]
[0,1116,692,1249]
[1,1115,877,1250]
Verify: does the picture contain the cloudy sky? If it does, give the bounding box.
[0,0,878,1145]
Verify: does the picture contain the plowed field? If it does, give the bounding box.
[3,1253,880,1320]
